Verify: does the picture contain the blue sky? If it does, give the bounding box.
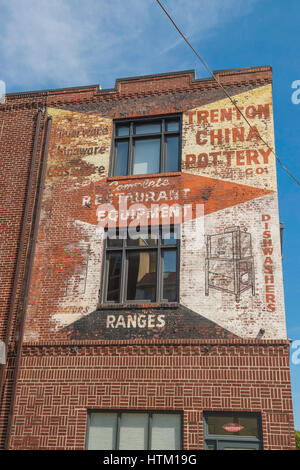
[0,0,299,430]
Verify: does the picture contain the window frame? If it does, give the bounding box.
[85,410,183,450]
[110,114,182,177]
[203,412,263,450]
[101,226,180,305]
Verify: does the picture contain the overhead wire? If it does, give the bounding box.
[155,0,300,187]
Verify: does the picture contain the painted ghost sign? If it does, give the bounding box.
[24,81,286,341]
[46,108,112,182]
[180,84,285,338]
[182,85,276,190]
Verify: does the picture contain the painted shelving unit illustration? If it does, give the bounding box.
[205,226,255,302]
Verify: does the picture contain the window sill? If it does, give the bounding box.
[107,172,182,182]
[97,302,180,311]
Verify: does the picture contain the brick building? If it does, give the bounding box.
[0,66,296,450]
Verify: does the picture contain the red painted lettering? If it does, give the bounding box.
[197,110,209,123]
[220,108,232,122]
[196,130,207,145]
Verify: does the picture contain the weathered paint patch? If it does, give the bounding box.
[182,84,276,190]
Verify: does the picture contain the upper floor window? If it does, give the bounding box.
[112,116,181,177]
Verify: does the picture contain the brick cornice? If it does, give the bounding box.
[0,66,272,112]
[22,337,290,346]
[18,338,291,357]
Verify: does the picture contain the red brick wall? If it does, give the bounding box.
[0,67,295,450]
[0,103,48,446]
[9,340,295,450]
[0,104,45,339]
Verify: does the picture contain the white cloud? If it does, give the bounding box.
[0,0,258,91]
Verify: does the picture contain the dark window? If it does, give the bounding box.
[86,411,182,450]
[103,226,179,304]
[204,412,262,450]
[112,116,181,176]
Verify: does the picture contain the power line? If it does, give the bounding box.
[154,0,300,187]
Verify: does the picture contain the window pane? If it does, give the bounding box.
[162,249,177,301]
[87,413,117,450]
[135,122,161,135]
[117,125,129,136]
[166,120,179,132]
[151,414,181,450]
[127,251,156,301]
[114,140,128,176]
[127,227,158,247]
[106,228,126,247]
[107,252,122,302]
[206,415,259,437]
[133,138,160,175]
[107,238,123,247]
[119,413,148,450]
[166,135,179,172]
[206,441,217,450]
[162,226,179,245]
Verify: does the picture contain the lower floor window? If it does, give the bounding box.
[86,411,182,450]
[204,412,262,450]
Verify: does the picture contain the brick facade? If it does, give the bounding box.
[0,67,296,449]
[5,340,293,450]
